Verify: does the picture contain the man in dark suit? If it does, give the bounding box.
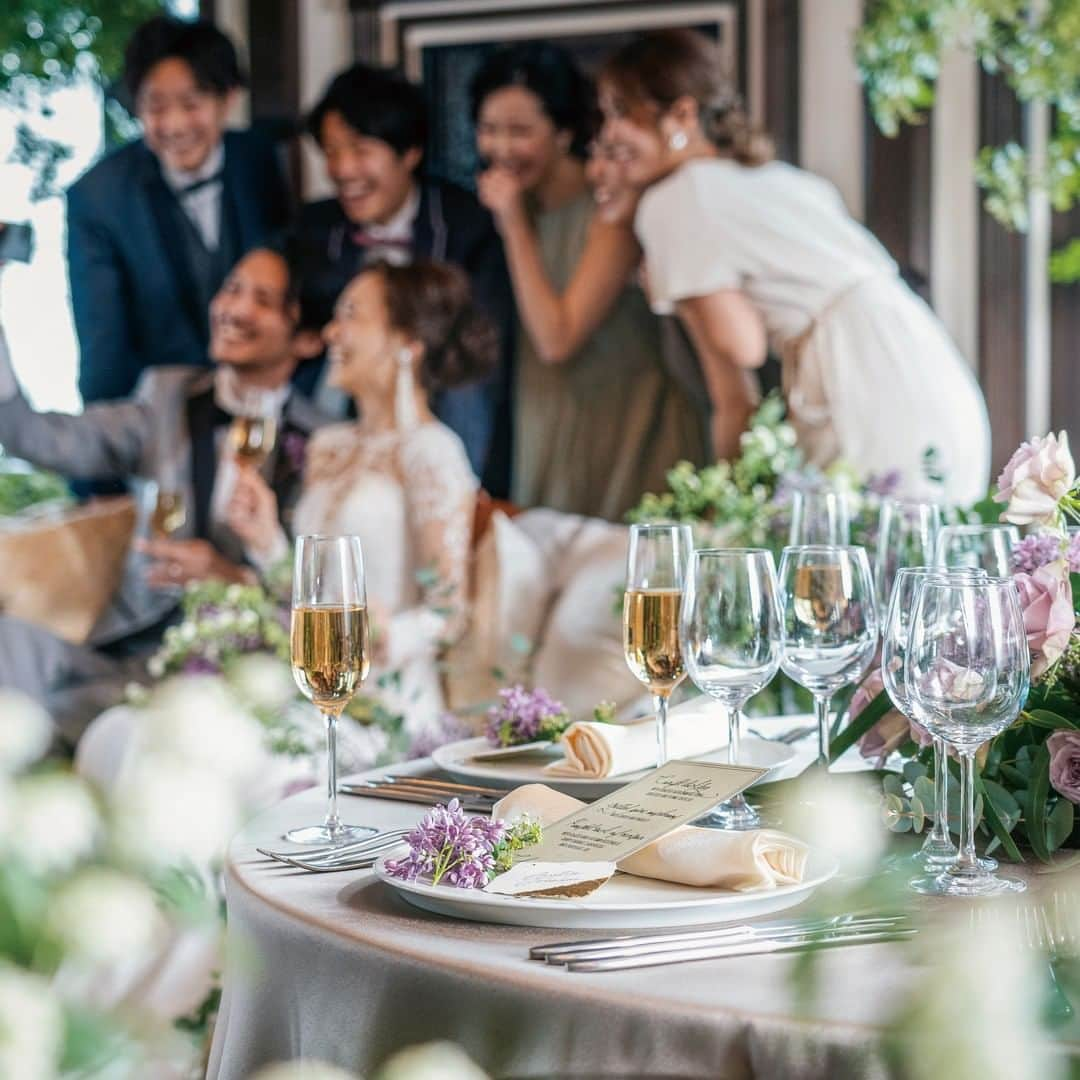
[67,15,290,404]
[0,248,328,743]
[293,62,514,497]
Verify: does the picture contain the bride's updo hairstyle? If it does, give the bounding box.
[601,28,773,167]
[376,260,499,390]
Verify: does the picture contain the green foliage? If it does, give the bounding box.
[0,460,71,515]
[858,0,1080,280]
[492,818,544,874]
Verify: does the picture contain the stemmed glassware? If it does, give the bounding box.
[287,534,375,845]
[789,489,851,546]
[905,576,1029,896]
[778,545,878,768]
[230,387,279,469]
[873,498,942,619]
[881,566,986,885]
[623,524,694,768]
[680,549,782,829]
[936,523,1019,576]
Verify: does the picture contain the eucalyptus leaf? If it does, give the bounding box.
[912,775,937,815]
[882,773,905,798]
[909,796,926,834]
[1025,743,1053,863]
[1026,709,1079,732]
[902,760,928,785]
[977,775,1025,863]
[1047,798,1075,854]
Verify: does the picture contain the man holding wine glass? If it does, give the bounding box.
[0,248,331,736]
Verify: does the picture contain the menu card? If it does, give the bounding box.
[484,760,765,898]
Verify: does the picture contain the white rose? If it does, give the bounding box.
[227,654,297,712]
[376,1042,490,1080]
[0,690,52,774]
[995,431,1076,527]
[110,753,241,869]
[9,773,100,872]
[0,967,63,1080]
[47,868,166,966]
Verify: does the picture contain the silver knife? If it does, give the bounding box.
[337,785,494,814]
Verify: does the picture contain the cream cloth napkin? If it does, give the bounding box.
[544,708,726,779]
[494,784,808,892]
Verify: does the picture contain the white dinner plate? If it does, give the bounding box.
[373,847,838,929]
[431,723,800,800]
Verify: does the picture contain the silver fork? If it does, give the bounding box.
[748,723,817,745]
[257,828,410,867]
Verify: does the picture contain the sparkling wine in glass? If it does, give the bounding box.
[789,489,851,546]
[151,488,187,538]
[287,534,376,845]
[881,566,986,882]
[778,545,878,768]
[905,577,1029,896]
[873,498,941,620]
[680,548,781,829]
[936,523,1019,576]
[230,414,278,469]
[623,524,694,768]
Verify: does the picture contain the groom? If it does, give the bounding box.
[0,247,329,742]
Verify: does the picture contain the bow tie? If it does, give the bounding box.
[350,230,412,250]
[177,171,224,197]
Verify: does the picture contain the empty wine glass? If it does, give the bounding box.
[778,545,878,768]
[789,489,851,546]
[680,549,782,829]
[936,523,1020,576]
[288,535,375,845]
[882,566,987,884]
[905,577,1029,896]
[623,524,694,767]
[873,499,942,619]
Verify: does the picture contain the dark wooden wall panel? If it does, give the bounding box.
[978,70,1027,475]
[764,0,799,164]
[1050,201,1080,441]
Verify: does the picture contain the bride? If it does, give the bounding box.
[228,259,497,739]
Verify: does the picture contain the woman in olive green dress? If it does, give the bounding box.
[471,43,708,522]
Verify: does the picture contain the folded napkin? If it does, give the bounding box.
[544,708,725,779]
[494,784,808,892]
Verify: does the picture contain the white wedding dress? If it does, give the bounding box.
[291,419,477,740]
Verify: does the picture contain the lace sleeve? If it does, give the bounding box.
[399,425,478,647]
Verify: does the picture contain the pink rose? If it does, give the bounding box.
[1014,559,1076,679]
[1047,730,1080,803]
[853,669,931,767]
[995,431,1075,527]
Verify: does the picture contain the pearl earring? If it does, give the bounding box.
[668,130,689,152]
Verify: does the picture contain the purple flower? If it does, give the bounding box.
[1067,532,1080,575]
[282,430,308,475]
[1047,730,1080,804]
[866,469,903,497]
[181,656,221,675]
[485,685,568,747]
[407,712,472,760]
[1012,532,1066,574]
[384,799,507,888]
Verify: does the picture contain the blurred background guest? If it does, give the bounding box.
[293,63,513,496]
[472,43,707,522]
[599,29,991,502]
[227,259,496,740]
[67,15,291,404]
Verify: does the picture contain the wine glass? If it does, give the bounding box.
[230,387,279,469]
[882,566,987,883]
[905,577,1029,896]
[151,485,187,538]
[789,489,851,546]
[778,545,878,768]
[623,524,694,767]
[680,548,781,829]
[873,499,942,619]
[287,535,376,845]
[936,523,1020,576]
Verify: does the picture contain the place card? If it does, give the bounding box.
[484,861,617,899]
[520,760,766,865]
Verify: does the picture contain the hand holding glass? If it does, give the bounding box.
[680,549,781,829]
[288,534,375,845]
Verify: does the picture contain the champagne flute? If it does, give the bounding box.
[680,548,781,829]
[151,486,187,538]
[936,523,1019,576]
[873,498,942,620]
[881,566,986,882]
[230,387,279,469]
[778,545,878,768]
[905,577,1029,895]
[789,489,851,546]
[623,524,694,768]
[287,534,376,845]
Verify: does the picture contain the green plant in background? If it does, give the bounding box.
[1,2,164,198]
[0,459,71,515]
[857,0,1080,283]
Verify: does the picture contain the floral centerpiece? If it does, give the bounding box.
[841,432,1080,861]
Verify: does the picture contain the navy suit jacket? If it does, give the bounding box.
[67,129,291,404]
[292,178,514,495]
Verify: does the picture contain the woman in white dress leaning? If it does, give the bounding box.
[598,29,991,504]
[227,260,496,740]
